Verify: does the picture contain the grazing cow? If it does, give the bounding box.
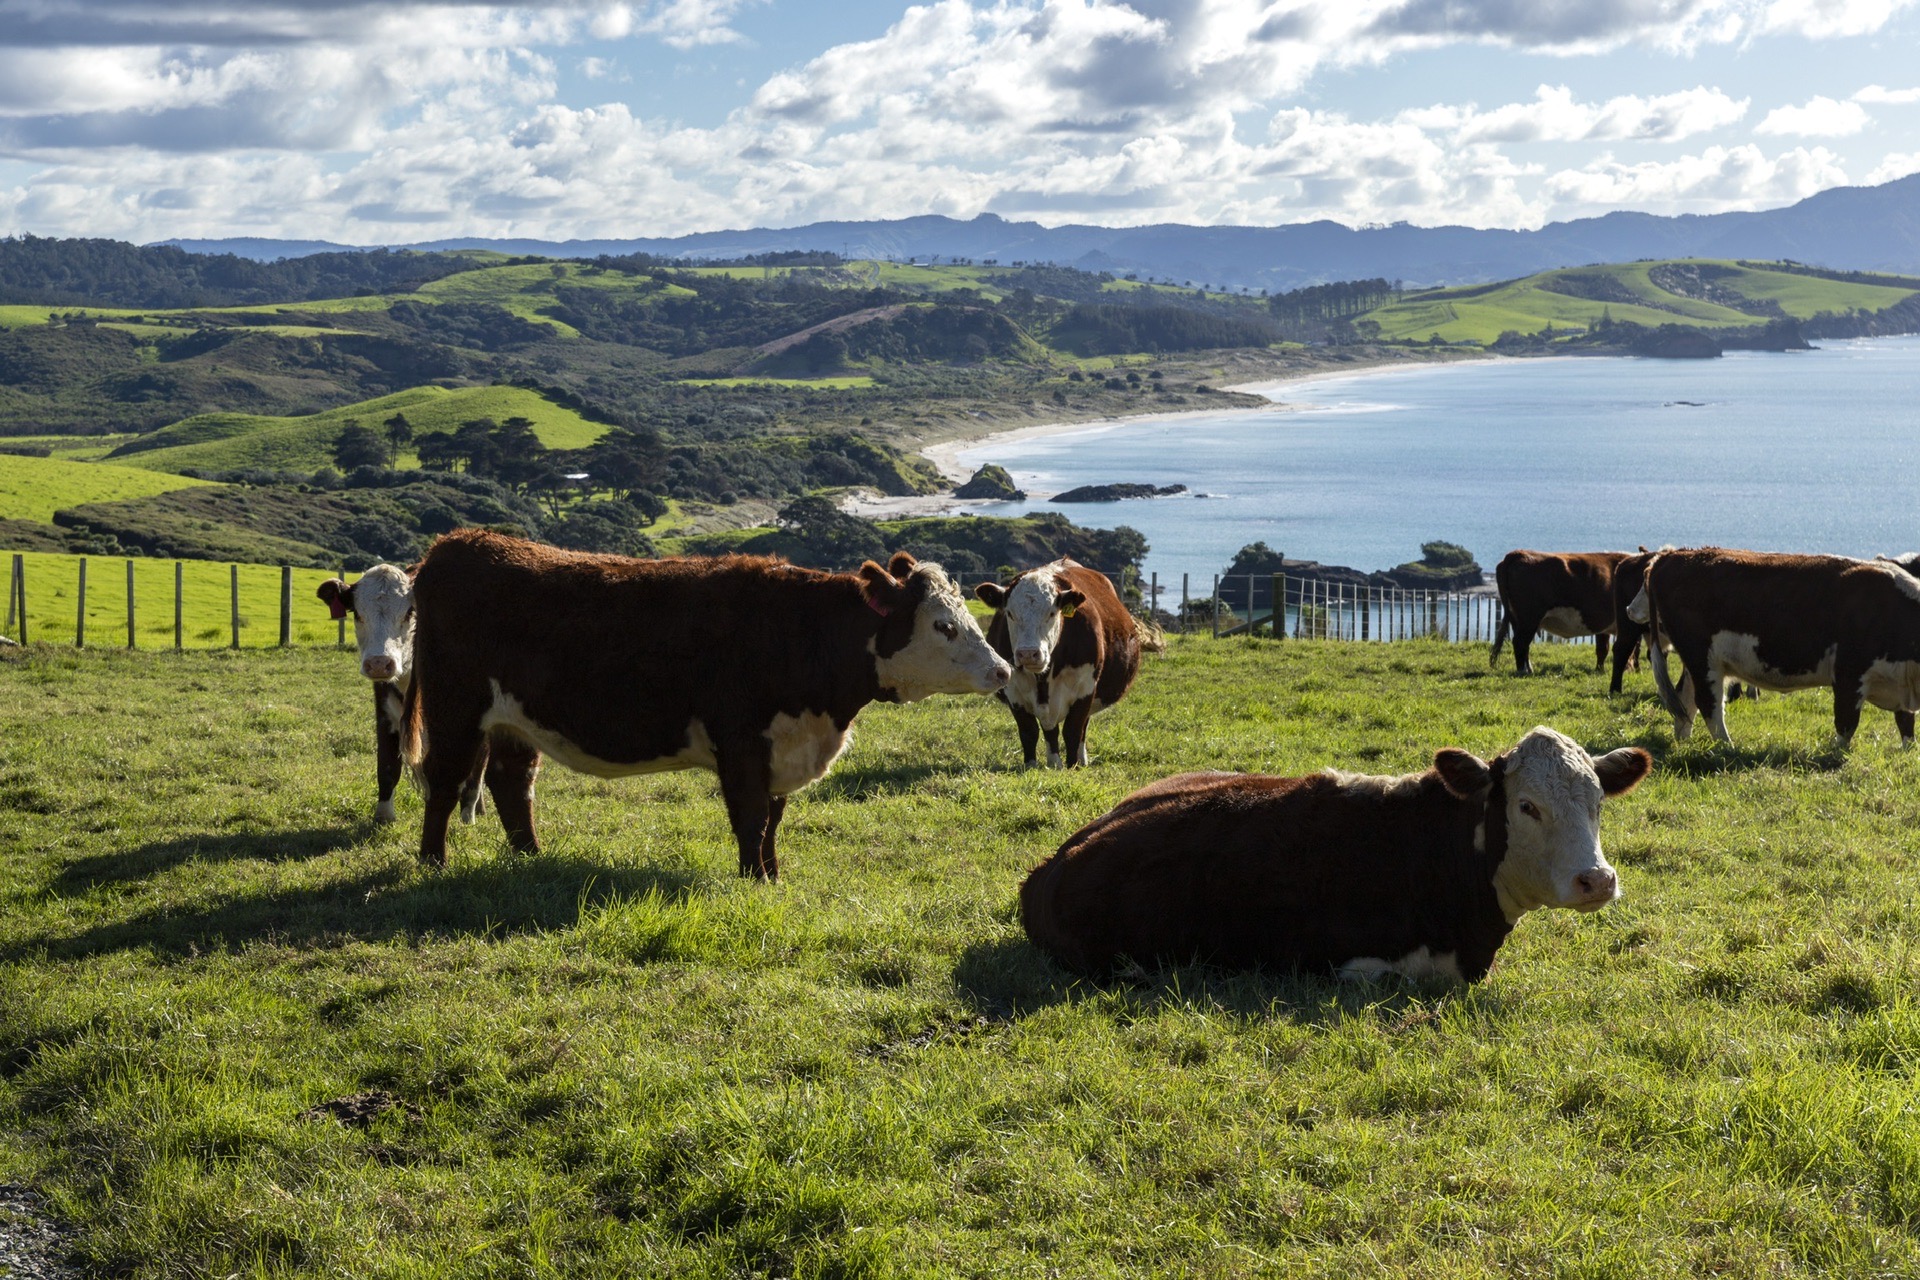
[1492,549,1631,675]
[974,559,1150,768]
[1609,549,1658,694]
[316,565,484,826]
[1020,726,1650,981]
[1628,547,1920,746]
[403,530,1010,877]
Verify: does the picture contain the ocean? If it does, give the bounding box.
[951,335,1920,584]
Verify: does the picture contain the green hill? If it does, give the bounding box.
[1359,259,1920,344]
[0,452,213,523]
[107,385,613,475]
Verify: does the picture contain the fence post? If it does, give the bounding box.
[13,554,25,644]
[1270,573,1283,642]
[230,564,241,650]
[1180,573,1189,635]
[1428,591,1439,637]
[1149,572,1157,626]
[75,557,87,649]
[126,559,136,649]
[3,553,16,636]
[279,565,292,647]
[1362,587,1370,641]
[1211,574,1220,639]
[174,562,183,650]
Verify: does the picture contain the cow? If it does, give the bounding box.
[316,564,485,827]
[1491,550,1631,676]
[402,530,1011,877]
[973,559,1151,769]
[1628,547,1920,746]
[1609,548,1658,694]
[1019,726,1650,982]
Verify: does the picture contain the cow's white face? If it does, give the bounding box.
[347,563,414,684]
[873,564,1011,702]
[1473,726,1649,921]
[1000,563,1086,673]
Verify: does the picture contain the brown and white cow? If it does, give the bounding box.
[1628,547,1920,746]
[1491,549,1630,676]
[1609,548,1658,694]
[402,530,1010,877]
[1020,726,1651,982]
[974,559,1148,769]
[316,564,484,826]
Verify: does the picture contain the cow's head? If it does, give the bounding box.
[316,563,414,683]
[862,552,1011,702]
[974,561,1086,673]
[1435,725,1650,921]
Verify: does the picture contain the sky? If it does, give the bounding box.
[1,0,1918,245]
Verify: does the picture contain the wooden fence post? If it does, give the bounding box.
[126,559,136,649]
[279,565,293,647]
[230,564,241,650]
[1211,574,1220,639]
[1180,573,1189,635]
[13,554,25,644]
[174,562,183,650]
[1362,588,1370,641]
[75,557,87,649]
[3,553,16,636]
[1270,573,1283,641]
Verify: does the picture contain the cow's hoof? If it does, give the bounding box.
[1047,754,1064,769]
[374,800,398,824]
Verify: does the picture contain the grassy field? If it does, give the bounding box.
[2,551,351,648]
[1362,260,1920,344]
[112,384,613,476]
[0,454,214,524]
[5,636,1920,1277]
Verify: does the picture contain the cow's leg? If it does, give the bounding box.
[484,735,542,854]
[1594,631,1611,674]
[1669,653,1707,741]
[1698,664,1732,744]
[716,741,777,880]
[1042,724,1063,770]
[1609,629,1638,694]
[374,686,402,824]
[459,741,489,825]
[1511,612,1540,676]
[1010,704,1042,769]
[418,725,487,868]
[1062,698,1095,768]
[760,795,789,876]
[1897,710,1916,748]
[1832,659,1868,748]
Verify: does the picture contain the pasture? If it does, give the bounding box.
[4,637,1920,1277]
[0,455,213,525]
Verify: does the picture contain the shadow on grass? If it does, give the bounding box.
[951,936,1497,1029]
[1654,740,1848,778]
[806,761,959,800]
[6,852,703,962]
[49,826,367,895]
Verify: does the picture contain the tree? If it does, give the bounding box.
[333,421,387,471]
[384,411,414,466]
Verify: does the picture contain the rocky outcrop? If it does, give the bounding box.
[953,464,1025,500]
[1052,482,1187,502]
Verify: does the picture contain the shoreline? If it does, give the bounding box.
[844,350,1497,521]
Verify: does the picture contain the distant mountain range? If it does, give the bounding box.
[161,174,1920,291]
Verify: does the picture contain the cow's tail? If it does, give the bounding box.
[1134,612,1167,654]
[400,664,426,771]
[1644,577,1684,718]
[1489,598,1511,667]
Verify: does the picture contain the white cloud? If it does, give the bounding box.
[1544,144,1848,214]
[1855,84,1920,104]
[1759,0,1918,39]
[1756,95,1872,136]
[1865,151,1920,182]
[1411,84,1748,145]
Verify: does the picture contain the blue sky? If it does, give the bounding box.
[1,0,1917,244]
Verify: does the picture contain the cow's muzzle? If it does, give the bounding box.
[1014,648,1048,672]
[362,655,399,681]
[1570,866,1619,911]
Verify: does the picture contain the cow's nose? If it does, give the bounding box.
[1574,868,1618,900]
[990,661,1012,687]
[363,656,397,681]
[1014,647,1044,670]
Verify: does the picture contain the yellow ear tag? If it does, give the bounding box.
[1060,603,1077,618]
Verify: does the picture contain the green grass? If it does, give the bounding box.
[113,384,612,475]
[2,551,352,648]
[0,454,214,524]
[1362,260,1920,343]
[5,636,1920,1276]
[677,375,878,390]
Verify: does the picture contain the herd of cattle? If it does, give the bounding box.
[308,531,1917,987]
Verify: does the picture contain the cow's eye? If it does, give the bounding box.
[935,620,957,638]
[1518,799,1541,820]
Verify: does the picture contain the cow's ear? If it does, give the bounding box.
[1057,589,1086,618]
[975,581,1008,609]
[887,551,918,579]
[857,560,910,616]
[1433,748,1492,798]
[316,579,352,621]
[1591,747,1652,796]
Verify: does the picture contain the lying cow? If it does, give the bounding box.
[1020,726,1650,981]
[974,559,1150,768]
[1629,547,1920,746]
[403,531,1010,877]
[316,564,484,826]
[1491,549,1629,676]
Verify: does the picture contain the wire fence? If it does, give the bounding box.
[4,553,1597,653]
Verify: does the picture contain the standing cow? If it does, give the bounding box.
[403,531,1010,878]
[316,564,485,826]
[1491,550,1630,676]
[1628,547,1920,746]
[1020,726,1651,981]
[974,559,1149,769]
[1609,548,1658,694]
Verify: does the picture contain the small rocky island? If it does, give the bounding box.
[952,464,1025,500]
[1052,482,1188,502]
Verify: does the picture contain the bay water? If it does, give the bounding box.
[953,335,1920,585]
